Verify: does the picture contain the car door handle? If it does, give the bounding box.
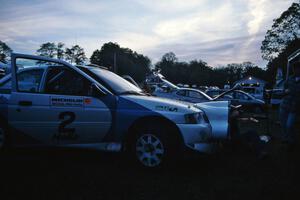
[18,101,32,106]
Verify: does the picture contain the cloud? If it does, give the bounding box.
[144,34,266,66]
[0,0,296,67]
[133,0,208,13]
[247,0,267,35]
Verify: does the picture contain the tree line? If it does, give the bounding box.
[1,1,299,87]
[36,42,87,65]
[155,52,266,87]
[0,40,267,87]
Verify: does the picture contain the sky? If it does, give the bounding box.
[0,0,297,67]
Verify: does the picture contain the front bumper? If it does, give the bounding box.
[176,123,214,153]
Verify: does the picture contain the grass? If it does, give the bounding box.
[0,108,299,200]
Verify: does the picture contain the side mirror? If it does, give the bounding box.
[89,83,106,98]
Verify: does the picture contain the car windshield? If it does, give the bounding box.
[217,90,255,100]
[81,67,143,95]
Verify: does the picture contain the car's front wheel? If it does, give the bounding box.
[128,123,181,169]
[135,133,165,168]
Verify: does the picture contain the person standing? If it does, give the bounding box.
[279,60,300,150]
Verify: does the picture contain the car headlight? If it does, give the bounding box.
[184,112,209,124]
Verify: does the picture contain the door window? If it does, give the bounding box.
[17,69,44,93]
[44,68,91,96]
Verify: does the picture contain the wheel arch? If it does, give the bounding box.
[122,115,183,151]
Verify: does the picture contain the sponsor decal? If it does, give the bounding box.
[53,111,78,141]
[155,105,178,112]
[50,97,83,107]
[84,98,92,104]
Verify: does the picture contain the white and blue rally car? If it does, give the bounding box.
[0,53,230,168]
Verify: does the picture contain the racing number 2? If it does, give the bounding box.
[53,111,78,140]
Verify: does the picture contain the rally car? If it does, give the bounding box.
[0,53,230,168]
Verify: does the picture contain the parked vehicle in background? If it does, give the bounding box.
[214,90,266,113]
[205,89,228,98]
[198,86,208,91]
[145,71,178,89]
[153,87,213,103]
[233,76,266,100]
[122,75,140,88]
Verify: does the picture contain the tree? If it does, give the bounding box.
[37,42,57,58]
[156,53,266,87]
[65,45,87,65]
[90,42,151,82]
[261,2,300,61]
[56,42,65,60]
[36,42,66,60]
[90,49,101,65]
[161,52,178,63]
[243,65,267,81]
[0,40,12,63]
[265,39,300,85]
[155,52,213,86]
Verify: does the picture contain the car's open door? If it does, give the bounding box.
[8,53,114,146]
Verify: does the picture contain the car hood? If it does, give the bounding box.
[121,94,200,114]
[194,101,230,140]
[194,101,229,109]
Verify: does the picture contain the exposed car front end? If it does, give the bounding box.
[194,101,230,140]
[121,95,213,153]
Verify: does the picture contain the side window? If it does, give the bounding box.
[188,91,205,99]
[17,69,44,93]
[176,90,186,96]
[44,68,91,96]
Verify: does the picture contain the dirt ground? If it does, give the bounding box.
[0,108,299,200]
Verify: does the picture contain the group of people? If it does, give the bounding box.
[229,60,299,157]
[279,60,300,151]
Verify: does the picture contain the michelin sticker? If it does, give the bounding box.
[50,97,84,107]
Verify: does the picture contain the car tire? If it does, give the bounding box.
[127,122,181,169]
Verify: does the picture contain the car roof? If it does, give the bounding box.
[214,89,254,99]
[77,64,109,71]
